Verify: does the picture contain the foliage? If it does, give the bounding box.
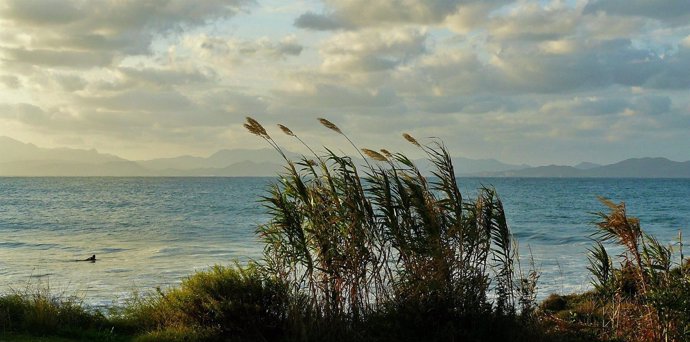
[0,286,120,341]
[121,263,292,341]
[246,117,540,340]
[584,199,690,342]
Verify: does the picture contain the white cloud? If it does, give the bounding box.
[320,28,428,72]
[294,0,490,30]
[1,0,689,164]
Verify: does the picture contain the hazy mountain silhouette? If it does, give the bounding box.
[573,162,601,170]
[0,136,124,164]
[477,158,690,178]
[137,149,299,171]
[1,136,688,177]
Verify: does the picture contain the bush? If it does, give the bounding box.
[586,199,690,342]
[245,117,541,341]
[0,289,114,340]
[123,263,292,341]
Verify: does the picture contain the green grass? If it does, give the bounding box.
[2,118,688,341]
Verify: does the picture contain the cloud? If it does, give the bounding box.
[0,0,254,69]
[0,75,20,89]
[186,34,304,64]
[584,0,690,22]
[487,2,579,42]
[320,28,428,72]
[294,0,480,30]
[275,82,399,109]
[295,12,349,30]
[1,0,689,164]
[1,47,115,69]
[632,95,672,115]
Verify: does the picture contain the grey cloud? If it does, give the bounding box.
[490,39,680,93]
[633,95,671,115]
[118,67,215,87]
[1,86,269,139]
[195,35,304,60]
[584,0,690,22]
[0,75,20,89]
[0,103,48,125]
[321,28,427,72]
[294,0,468,30]
[201,90,269,116]
[52,73,87,91]
[540,97,629,116]
[488,4,578,42]
[294,12,349,30]
[275,83,398,109]
[416,95,520,114]
[644,47,690,89]
[77,89,195,113]
[396,51,495,95]
[0,103,82,132]
[276,40,304,57]
[0,0,82,25]
[0,0,254,68]
[1,47,115,68]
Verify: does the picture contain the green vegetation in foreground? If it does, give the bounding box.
[1,118,688,341]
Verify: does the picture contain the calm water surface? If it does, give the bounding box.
[1,177,689,306]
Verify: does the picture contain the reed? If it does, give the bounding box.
[585,198,690,342]
[246,117,539,340]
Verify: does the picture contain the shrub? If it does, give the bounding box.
[245,117,540,340]
[123,263,291,341]
[587,199,690,342]
[0,288,113,340]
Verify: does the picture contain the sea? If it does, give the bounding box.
[1,177,689,307]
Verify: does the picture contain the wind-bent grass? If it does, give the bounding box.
[3,119,687,341]
[246,117,541,340]
[541,199,690,342]
[0,285,125,341]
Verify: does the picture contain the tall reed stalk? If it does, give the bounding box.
[245,117,536,336]
[588,199,690,342]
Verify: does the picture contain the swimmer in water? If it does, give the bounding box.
[77,255,96,262]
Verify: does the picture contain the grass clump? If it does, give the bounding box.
[584,199,690,342]
[245,117,543,341]
[539,199,690,342]
[0,287,122,341]
[122,263,292,342]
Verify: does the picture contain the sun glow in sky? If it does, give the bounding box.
[1,0,689,164]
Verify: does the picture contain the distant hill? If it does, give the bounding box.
[137,149,298,171]
[417,157,529,176]
[0,160,151,176]
[478,158,690,178]
[573,162,601,170]
[586,158,690,178]
[0,136,125,164]
[2,136,688,178]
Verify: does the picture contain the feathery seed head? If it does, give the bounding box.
[244,123,262,137]
[245,117,269,138]
[362,148,388,162]
[402,133,420,147]
[380,149,393,158]
[318,118,343,134]
[278,124,295,136]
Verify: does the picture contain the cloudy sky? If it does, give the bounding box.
[1,0,689,165]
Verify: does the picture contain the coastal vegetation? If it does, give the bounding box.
[1,118,688,341]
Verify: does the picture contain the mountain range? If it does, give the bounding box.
[1,136,689,178]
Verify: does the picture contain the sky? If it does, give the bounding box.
[0,0,689,165]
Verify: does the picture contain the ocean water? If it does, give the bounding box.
[1,177,689,306]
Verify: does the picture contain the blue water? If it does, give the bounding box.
[1,177,689,306]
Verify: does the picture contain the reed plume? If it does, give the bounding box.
[247,118,532,338]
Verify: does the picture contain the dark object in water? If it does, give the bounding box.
[77,255,96,262]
